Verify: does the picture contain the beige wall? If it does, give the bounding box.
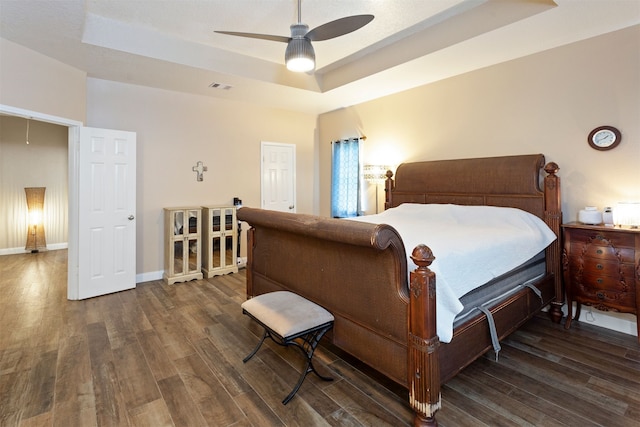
[0,116,69,252]
[85,78,317,277]
[0,39,86,122]
[318,25,640,220]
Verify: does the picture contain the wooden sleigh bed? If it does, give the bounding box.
[237,154,563,426]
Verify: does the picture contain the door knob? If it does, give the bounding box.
[128,215,135,220]
[289,205,294,210]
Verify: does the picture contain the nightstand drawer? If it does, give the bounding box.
[574,287,636,311]
[567,240,635,263]
[570,258,636,279]
[569,228,635,248]
[573,271,633,293]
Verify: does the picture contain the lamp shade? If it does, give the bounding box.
[25,187,46,252]
[363,165,390,184]
[285,37,315,72]
[614,202,640,228]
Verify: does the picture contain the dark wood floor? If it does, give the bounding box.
[1,250,639,426]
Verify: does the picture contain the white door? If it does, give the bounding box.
[261,142,296,212]
[78,127,136,299]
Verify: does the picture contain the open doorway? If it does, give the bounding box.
[0,104,82,299]
[0,115,69,255]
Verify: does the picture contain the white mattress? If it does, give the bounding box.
[349,203,557,342]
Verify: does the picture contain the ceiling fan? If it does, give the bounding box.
[215,0,374,73]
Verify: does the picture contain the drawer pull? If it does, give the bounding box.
[596,249,603,255]
[596,291,605,300]
[596,264,603,270]
[596,278,603,284]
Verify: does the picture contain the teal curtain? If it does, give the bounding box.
[331,138,362,218]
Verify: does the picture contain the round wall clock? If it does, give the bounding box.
[588,126,621,151]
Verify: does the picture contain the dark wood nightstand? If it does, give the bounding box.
[562,222,639,343]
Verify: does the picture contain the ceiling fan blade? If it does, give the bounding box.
[306,14,374,41]
[214,31,290,43]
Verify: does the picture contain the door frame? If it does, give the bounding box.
[0,104,83,299]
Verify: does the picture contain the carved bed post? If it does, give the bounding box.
[408,245,441,426]
[384,169,394,211]
[543,162,563,323]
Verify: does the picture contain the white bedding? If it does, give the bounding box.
[350,204,557,343]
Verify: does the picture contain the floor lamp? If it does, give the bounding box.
[25,187,46,253]
[364,165,389,214]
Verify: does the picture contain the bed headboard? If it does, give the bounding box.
[385,154,547,218]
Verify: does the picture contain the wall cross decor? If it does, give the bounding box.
[192,161,208,181]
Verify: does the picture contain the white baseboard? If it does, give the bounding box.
[0,243,68,256]
[0,247,26,255]
[48,243,68,250]
[137,270,163,283]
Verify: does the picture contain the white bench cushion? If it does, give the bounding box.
[241,291,334,338]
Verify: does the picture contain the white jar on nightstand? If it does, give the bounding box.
[578,206,602,225]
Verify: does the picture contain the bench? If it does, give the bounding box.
[241,291,335,404]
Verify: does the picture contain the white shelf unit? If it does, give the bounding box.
[202,205,238,278]
[163,206,203,284]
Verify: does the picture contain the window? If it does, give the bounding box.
[331,137,362,218]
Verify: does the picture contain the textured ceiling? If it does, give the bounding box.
[1,0,639,114]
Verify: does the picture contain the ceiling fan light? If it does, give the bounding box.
[285,38,315,72]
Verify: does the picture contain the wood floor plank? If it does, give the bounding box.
[0,348,24,376]
[439,386,493,427]
[257,345,341,417]
[498,342,630,416]
[322,377,409,426]
[143,312,196,361]
[136,329,178,381]
[0,371,28,426]
[516,331,640,393]
[18,411,52,427]
[134,284,171,321]
[191,336,252,397]
[86,322,130,427]
[156,374,208,426]
[117,289,153,332]
[231,389,284,427]
[83,299,104,325]
[111,340,162,410]
[52,334,96,427]
[447,372,543,426]
[323,407,364,427]
[53,396,97,427]
[173,353,246,426]
[21,349,57,420]
[473,355,631,426]
[128,398,173,427]
[324,357,412,420]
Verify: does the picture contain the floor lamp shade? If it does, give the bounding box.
[25,187,46,252]
[364,165,390,214]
